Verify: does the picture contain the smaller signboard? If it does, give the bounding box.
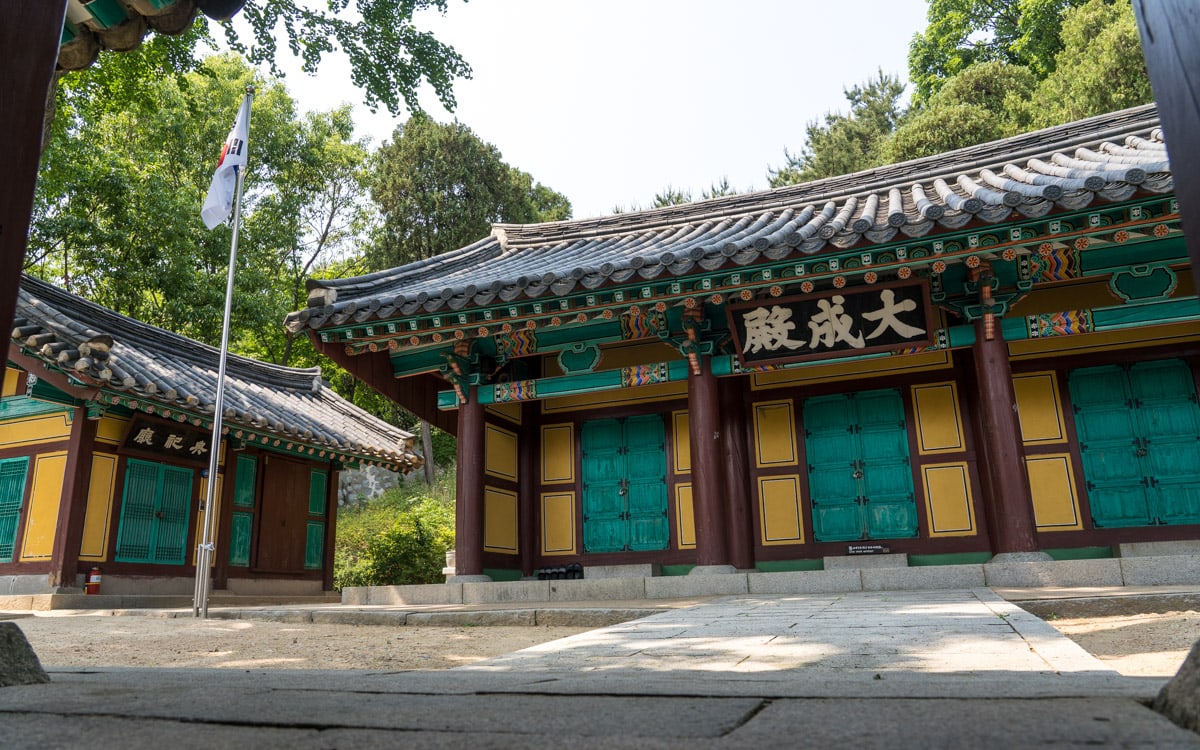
[121,416,212,465]
[727,280,934,367]
[848,543,891,555]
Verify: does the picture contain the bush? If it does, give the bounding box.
[333,475,455,590]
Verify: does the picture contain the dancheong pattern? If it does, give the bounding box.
[1033,247,1077,282]
[494,380,536,403]
[620,309,667,340]
[1028,310,1093,338]
[620,363,669,387]
[495,330,538,359]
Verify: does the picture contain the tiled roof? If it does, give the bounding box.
[288,104,1171,332]
[11,275,420,471]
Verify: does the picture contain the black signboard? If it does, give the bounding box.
[848,543,891,555]
[727,280,933,367]
[120,415,212,465]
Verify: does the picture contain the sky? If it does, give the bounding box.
[263,0,931,220]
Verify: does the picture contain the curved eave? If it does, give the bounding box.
[289,105,1171,334]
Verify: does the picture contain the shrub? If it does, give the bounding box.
[333,475,455,590]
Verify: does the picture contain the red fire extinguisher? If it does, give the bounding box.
[84,566,102,595]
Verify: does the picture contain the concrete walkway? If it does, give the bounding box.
[1,588,1197,748]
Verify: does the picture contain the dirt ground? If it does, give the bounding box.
[1017,594,1200,677]
[6,595,1198,676]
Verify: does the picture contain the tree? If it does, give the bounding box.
[28,53,371,370]
[68,1,470,119]
[612,178,742,214]
[367,113,571,269]
[907,0,1094,104]
[886,0,1147,162]
[883,61,1037,162]
[243,105,376,366]
[768,71,906,187]
[1021,0,1151,128]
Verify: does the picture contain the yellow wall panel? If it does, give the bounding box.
[192,474,224,566]
[1027,454,1083,531]
[19,451,68,560]
[78,452,117,560]
[753,400,797,467]
[0,412,73,449]
[484,424,518,482]
[673,411,691,473]
[1012,372,1067,445]
[1009,321,1200,360]
[95,415,128,445]
[758,475,804,545]
[675,483,696,549]
[487,402,522,425]
[920,462,977,537]
[912,382,965,454]
[484,486,519,553]
[542,381,686,413]
[752,349,952,390]
[594,341,681,371]
[541,492,576,555]
[541,424,574,484]
[2,367,19,397]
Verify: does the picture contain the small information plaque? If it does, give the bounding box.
[847,543,891,555]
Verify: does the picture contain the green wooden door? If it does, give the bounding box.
[0,457,30,562]
[115,459,193,564]
[1071,360,1200,527]
[581,419,626,553]
[804,395,862,542]
[857,390,918,538]
[1133,360,1200,525]
[228,512,252,566]
[625,415,669,551]
[804,389,917,542]
[581,415,668,553]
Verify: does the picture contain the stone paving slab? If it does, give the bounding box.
[456,589,1132,680]
[1,588,1193,748]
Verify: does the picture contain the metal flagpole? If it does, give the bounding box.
[193,86,253,618]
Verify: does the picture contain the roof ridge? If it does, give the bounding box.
[494,104,1161,243]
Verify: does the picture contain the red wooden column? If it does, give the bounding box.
[688,356,731,569]
[48,410,98,589]
[321,465,341,592]
[719,378,754,570]
[518,401,538,577]
[0,3,66,342]
[971,318,1042,556]
[454,387,487,578]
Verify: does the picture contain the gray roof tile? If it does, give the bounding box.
[12,275,419,471]
[288,104,1170,332]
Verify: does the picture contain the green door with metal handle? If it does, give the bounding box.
[804,389,917,542]
[581,415,669,553]
[1070,359,1200,527]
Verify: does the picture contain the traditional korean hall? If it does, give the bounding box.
[4,276,420,596]
[288,104,1198,580]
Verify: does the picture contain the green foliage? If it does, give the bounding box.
[334,475,456,589]
[652,186,693,208]
[1021,0,1151,127]
[366,113,571,269]
[907,0,1090,104]
[612,178,741,214]
[884,104,1004,162]
[29,53,373,370]
[221,0,471,116]
[883,62,1036,161]
[768,71,906,186]
[875,0,1147,164]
